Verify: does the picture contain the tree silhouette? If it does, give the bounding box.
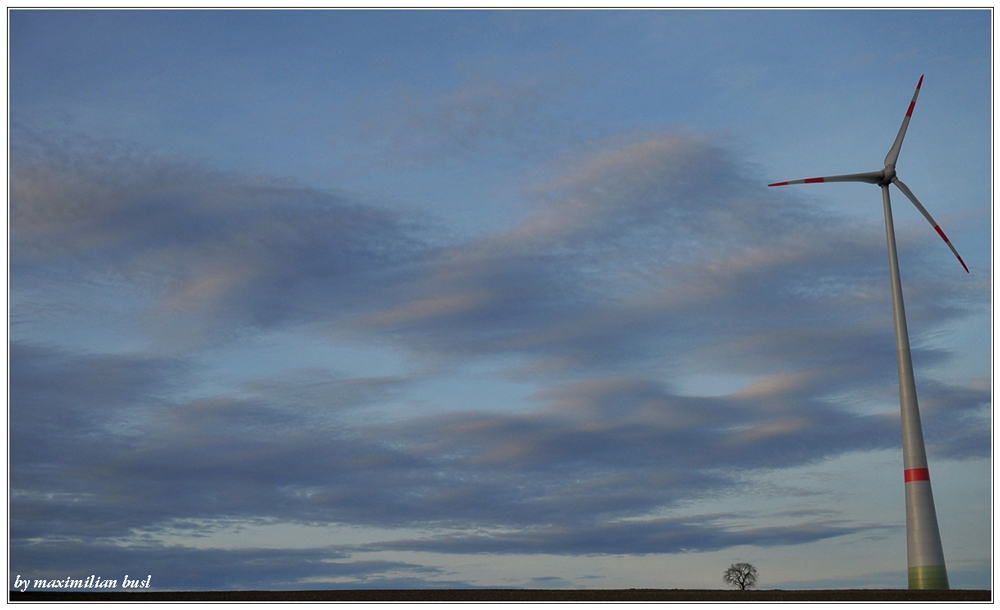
[723,563,758,590]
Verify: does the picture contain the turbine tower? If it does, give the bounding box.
[768,75,965,590]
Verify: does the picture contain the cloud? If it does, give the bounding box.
[10,339,984,576]
[10,343,426,542]
[917,378,991,459]
[10,340,955,548]
[12,127,981,374]
[355,71,577,166]
[9,127,987,586]
[357,132,978,386]
[10,126,434,344]
[373,514,889,556]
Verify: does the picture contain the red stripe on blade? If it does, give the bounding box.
[917,75,923,89]
[906,101,916,117]
[804,177,825,183]
[905,468,930,482]
[934,226,950,243]
[768,182,788,187]
[957,255,969,273]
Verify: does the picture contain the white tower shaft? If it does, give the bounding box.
[881,186,949,590]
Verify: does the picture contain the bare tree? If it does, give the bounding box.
[723,563,758,590]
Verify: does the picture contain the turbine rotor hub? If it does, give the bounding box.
[879,165,897,186]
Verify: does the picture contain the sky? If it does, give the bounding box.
[7,9,993,591]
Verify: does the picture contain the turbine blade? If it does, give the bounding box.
[892,177,969,273]
[768,171,882,187]
[884,75,923,168]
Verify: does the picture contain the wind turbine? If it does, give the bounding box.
[768,75,965,590]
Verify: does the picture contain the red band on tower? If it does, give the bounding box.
[905,468,930,482]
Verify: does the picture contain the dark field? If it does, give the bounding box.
[9,589,991,602]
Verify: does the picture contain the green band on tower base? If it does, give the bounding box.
[908,565,949,590]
